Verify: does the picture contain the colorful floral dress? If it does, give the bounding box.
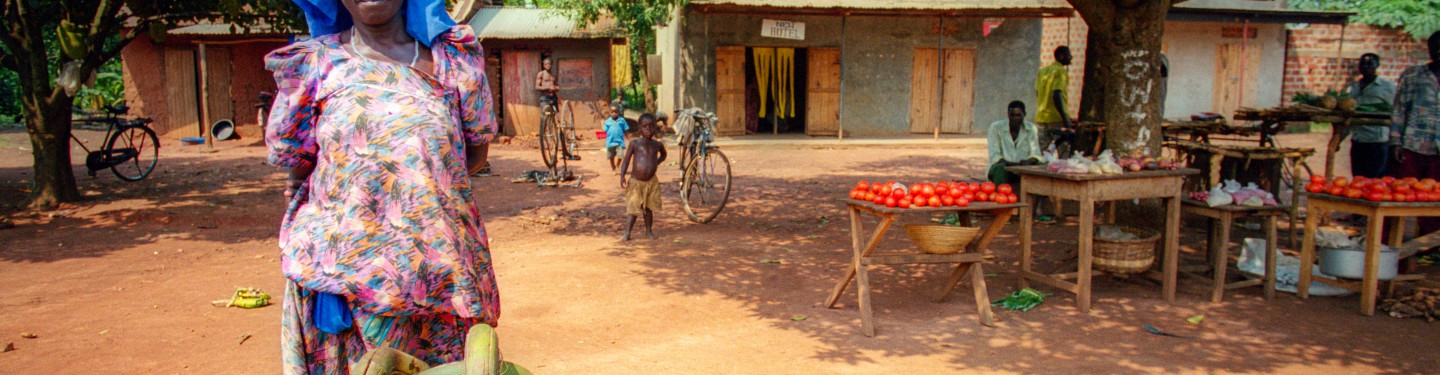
[265,25,499,374]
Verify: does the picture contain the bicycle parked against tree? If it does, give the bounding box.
[538,99,581,170]
[71,104,159,181]
[672,108,732,223]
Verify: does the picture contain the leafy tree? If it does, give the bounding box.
[542,0,688,112]
[1291,0,1440,40]
[0,0,303,209]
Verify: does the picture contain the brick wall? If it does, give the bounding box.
[1281,24,1428,106]
[1039,14,1086,115]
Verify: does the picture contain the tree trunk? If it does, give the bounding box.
[22,87,81,210]
[633,35,656,112]
[1072,0,1170,157]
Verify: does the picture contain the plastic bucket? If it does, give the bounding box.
[211,119,237,141]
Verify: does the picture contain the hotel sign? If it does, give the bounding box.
[762,19,805,40]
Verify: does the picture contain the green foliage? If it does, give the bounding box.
[542,0,688,107]
[74,60,125,111]
[1291,0,1440,40]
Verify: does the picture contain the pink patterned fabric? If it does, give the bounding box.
[265,26,499,374]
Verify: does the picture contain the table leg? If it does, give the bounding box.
[858,250,876,336]
[1297,200,1321,298]
[1387,217,1405,247]
[826,208,893,308]
[935,208,1013,303]
[1164,196,1181,303]
[1264,215,1278,300]
[1020,192,1035,290]
[1078,197,1095,313]
[1362,215,1383,316]
[1211,212,1233,303]
[970,262,996,327]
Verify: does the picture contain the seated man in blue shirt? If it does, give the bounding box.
[603,103,630,171]
[987,101,1052,223]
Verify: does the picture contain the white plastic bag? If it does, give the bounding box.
[1096,150,1123,174]
[1205,184,1234,207]
[1238,238,1352,296]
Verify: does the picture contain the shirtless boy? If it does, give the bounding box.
[620,114,667,240]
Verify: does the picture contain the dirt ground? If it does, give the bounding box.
[0,128,1436,374]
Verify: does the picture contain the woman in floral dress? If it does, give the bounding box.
[265,0,500,373]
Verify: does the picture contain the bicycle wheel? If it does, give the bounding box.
[560,101,578,157]
[107,125,159,181]
[538,111,559,169]
[681,148,732,223]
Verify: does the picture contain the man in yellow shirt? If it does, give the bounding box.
[1035,46,1074,156]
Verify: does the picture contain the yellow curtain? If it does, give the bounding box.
[753,48,774,118]
[775,48,795,119]
[611,43,632,88]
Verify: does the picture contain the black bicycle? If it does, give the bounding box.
[538,99,579,170]
[71,105,159,181]
[673,108,732,223]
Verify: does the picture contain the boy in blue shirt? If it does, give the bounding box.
[603,103,629,171]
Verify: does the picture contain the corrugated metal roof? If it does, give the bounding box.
[168,23,287,36]
[690,0,1070,11]
[468,7,620,40]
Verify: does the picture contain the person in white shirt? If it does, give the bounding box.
[987,101,1052,223]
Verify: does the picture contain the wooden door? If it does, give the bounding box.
[203,46,233,128]
[714,46,746,136]
[806,48,841,136]
[941,49,976,134]
[909,48,940,133]
[1213,43,1262,120]
[163,49,199,136]
[502,51,542,136]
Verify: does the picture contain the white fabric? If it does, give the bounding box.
[987,119,1042,165]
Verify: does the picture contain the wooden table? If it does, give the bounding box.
[1180,199,1287,303]
[1165,140,1314,248]
[1297,194,1440,316]
[1008,166,1199,313]
[826,199,1025,337]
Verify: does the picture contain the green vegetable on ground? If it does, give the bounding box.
[992,288,1048,311]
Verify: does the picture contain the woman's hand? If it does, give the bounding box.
[284,178,304,199]
[284,165,314,200]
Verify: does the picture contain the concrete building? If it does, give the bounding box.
[1039,0,1351,120]
[121,25,290,139]
[469,7,624,136]
[654,0,1073,137]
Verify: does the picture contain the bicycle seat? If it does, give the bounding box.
[105,104,129,115]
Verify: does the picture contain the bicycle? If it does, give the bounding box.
[71,104,159,181]
[672,108,732,224]
[538,99,580,170]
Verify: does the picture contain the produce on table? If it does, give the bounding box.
[1046,149,1182,175]
[847,180,1017,209]
[1194,180,1279,207]
[1306,175,1439,202]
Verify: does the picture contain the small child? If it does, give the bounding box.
[620,114,667,241]
[603,103,629,171]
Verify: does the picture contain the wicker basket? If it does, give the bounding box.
[1093,225,1161,274]
[904,225,981,254]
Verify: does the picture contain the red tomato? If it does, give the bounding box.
[890,188,906,199]
[1396,184,1414,194]
[976,192,990,202]
[1310,175,1327,184]
[1422,178,1437,186]
[872,194,885,205]
[851,189,862,200]
[897,199,911,209]
[885,197,897,207]
[928,196,942,207]
[941,195,955,206]
[1306,183,1324,193]
[963,193,976,202]
[981,182,997,193]
[947,187,963,199]
[880,185,893,197]
[1380,192,1395,201]
[1367,191,1384,201]
[921,185,936,198]
[869,183,882,194]
[856,181,869,191]
[956,197,971,207]
[1333,177,1349,187]
[1328,185,1345,196]
[865,192,877,202]
[935,183,950,196]
[1404,177,1420,184]
[913,197,928,207]
[1344,188,1364,199]
[998,183,1014,195]
[1382,176,1397,184]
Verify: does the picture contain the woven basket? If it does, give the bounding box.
[1093,225,1160,274]
[904,225,981,254]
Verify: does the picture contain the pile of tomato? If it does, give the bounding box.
[1305,175,1440,202]
[848,180,1019,208]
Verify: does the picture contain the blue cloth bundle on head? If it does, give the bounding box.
[291,0,456,47]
